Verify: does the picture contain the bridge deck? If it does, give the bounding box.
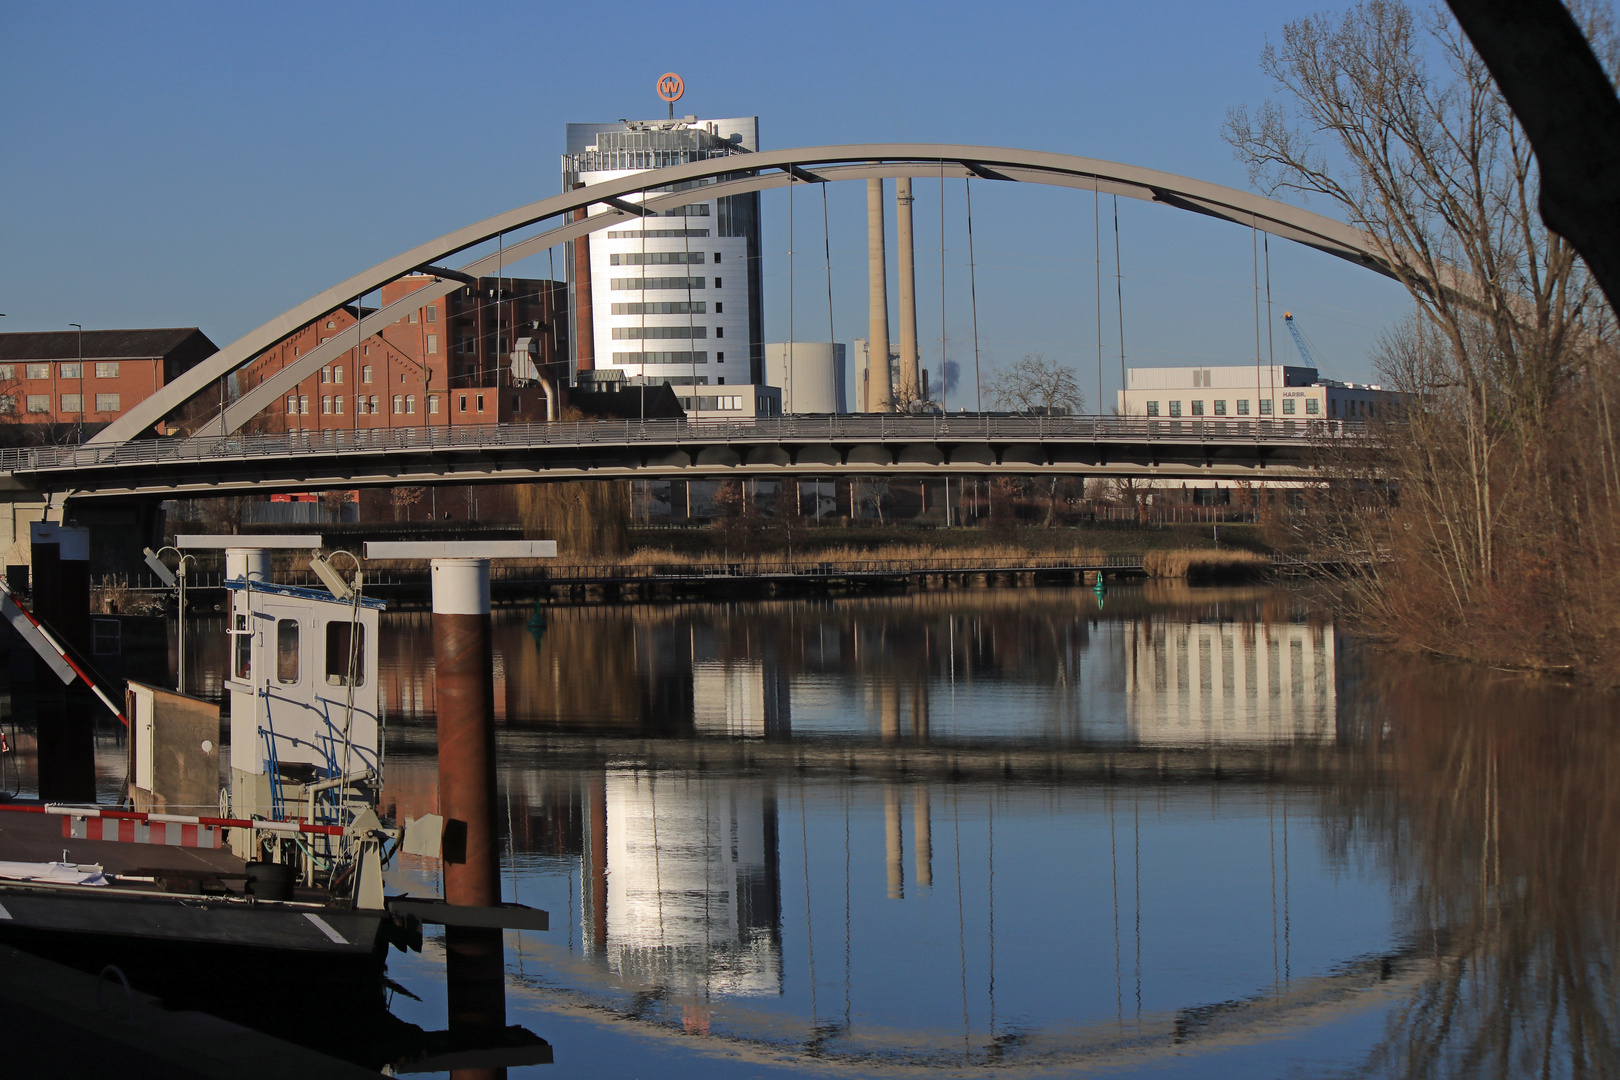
[0,416,1361,497]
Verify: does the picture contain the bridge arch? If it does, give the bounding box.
[93,144,1399,446]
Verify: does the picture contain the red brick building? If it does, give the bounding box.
[0,328,218,435]
[239,274,567,433]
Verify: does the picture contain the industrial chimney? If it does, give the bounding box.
[867,179,892,412]
[895,177,920,408]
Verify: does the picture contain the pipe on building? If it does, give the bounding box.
[895,177,920,407]
[571,182,596,373]
[867,179,892,413]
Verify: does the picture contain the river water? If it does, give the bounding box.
[70,583,1618,1076]
[316,583,1609,1079]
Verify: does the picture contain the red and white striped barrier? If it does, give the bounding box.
[65,816,220,849]
[0,802,347,848]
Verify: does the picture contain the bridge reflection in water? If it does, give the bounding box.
[361,587,1620,1075]
[369,586,1417,1071]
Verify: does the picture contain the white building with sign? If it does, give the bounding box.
[564,116,779,415]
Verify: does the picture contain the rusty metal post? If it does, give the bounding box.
[431,557,506,1043]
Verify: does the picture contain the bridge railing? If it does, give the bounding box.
[0,415,1369,474]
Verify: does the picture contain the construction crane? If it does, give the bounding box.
[1282,311,1324,370]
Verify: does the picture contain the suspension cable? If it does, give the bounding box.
[1095,176,1103,415]
[964,179,982,414]
[1113,196,1127,399]
[940,160,948,412]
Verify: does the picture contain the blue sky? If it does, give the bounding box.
[1,0,1416,406]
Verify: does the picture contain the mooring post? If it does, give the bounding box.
[365,539,556,1048]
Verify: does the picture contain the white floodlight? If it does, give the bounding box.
[142,547,178,588]
[308,553,356,601]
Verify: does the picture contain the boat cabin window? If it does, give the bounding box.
[276,619,300,683]
[233,612,251,680]
[325,621,366,687]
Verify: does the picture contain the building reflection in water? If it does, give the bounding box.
[1124,620,1337,744]
[590,770,782,996]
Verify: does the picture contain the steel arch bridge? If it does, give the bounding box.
[88,143,1399,452]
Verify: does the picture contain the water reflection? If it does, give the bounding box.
[377,586,1405,1073]
[156,582,1617,1076]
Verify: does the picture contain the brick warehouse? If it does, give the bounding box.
[0,328,218,436]
[235,273,568,434]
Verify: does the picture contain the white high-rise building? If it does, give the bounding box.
[563,117,767,407]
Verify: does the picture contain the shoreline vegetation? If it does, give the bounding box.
[1227,1,1620,687]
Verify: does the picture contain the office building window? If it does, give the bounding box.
[362,365,373,384]
[25,363,48,381]
[1306,398,1320,415]
[288,396,299,414]
[95,362,119,378]
[714,252,722,263]
[0,365,13,380]
[1213,400,1226,415]
[334,394,344,414]
[611,326,707,340]
[325,320,335,329]
[425,306,436,323]
[426,335,438,354]
[368,395,378,414]
[25,395,48,414]
[459,394,468,413]
[714,277,722,289]
[716,352,724,362]
[1283,399,1297,415]
[715,326,724,338]
[300,396,310,414]
[1237,399,1250,415]
[476,394,485,413]
[1169,401,1182,417]
[0,396,13,415]
[94,393,119,413]
[1191,400,1204,416]
[609,251,705,265]
[611,277,705,291]
[406,395,415,414]
[321,396,332,414]
[392,395,403,414]
[321,366,331,384]
[1259,400,1274,415]
[334,365,344,384]
[714,302,723,314]
[1146,401,1160,416]
[408,311,418,323]
[59,363,81,379]
[428,395,440,414]
[611,302,706,315]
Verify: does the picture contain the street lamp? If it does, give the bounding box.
[143,546,195,691]
[68,323,82,442]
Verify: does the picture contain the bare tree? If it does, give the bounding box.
[1228,1,1620,677]
[987,354,1086,416]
